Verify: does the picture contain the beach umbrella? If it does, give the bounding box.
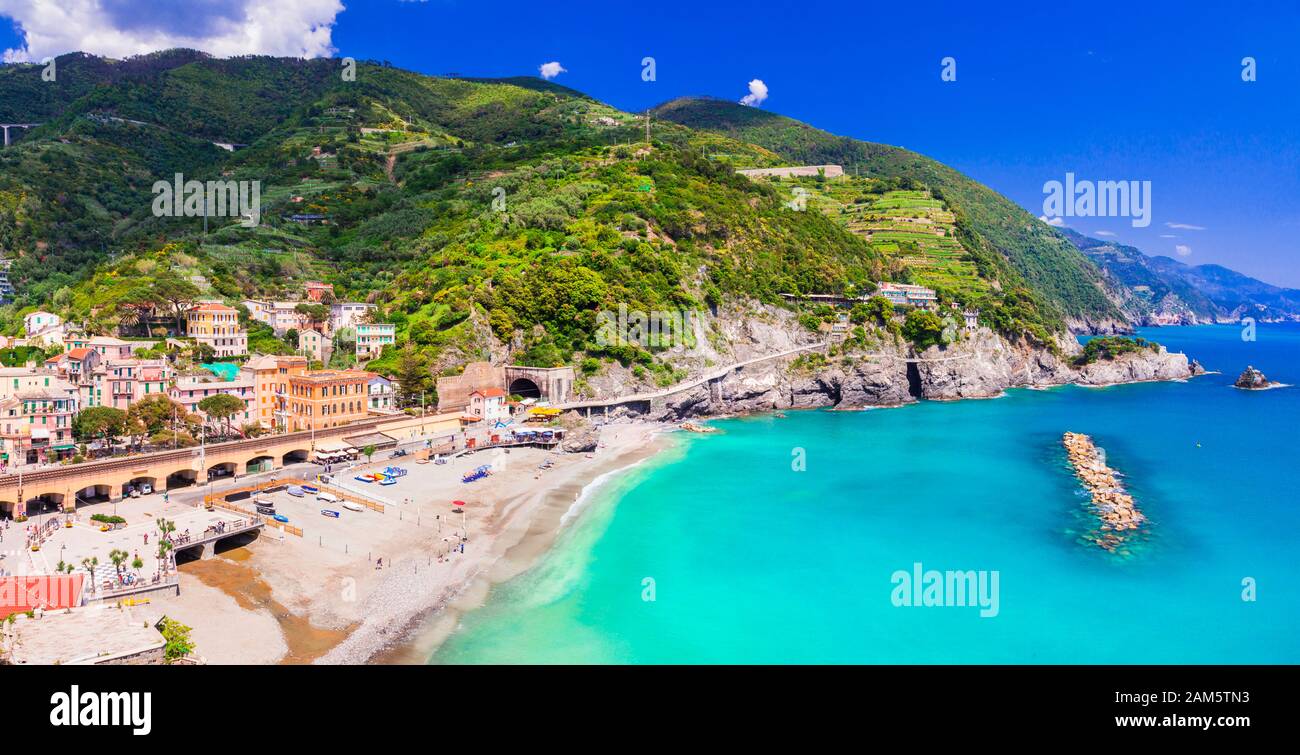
[451,500,466,510]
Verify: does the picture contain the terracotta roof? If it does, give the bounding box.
[472,387,507,398]
[190,303,237,312]
[66,347,92,360]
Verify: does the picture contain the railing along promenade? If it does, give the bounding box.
[0,415,395,491]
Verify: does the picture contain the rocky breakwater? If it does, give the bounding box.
[1062,432,1145,552]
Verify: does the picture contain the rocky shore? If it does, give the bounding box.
[1062,432,1145,552]
[642,326,1203,421]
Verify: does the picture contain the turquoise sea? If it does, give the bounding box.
[431,326,1300,663]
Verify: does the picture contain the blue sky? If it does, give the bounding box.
[3,0,1299,285]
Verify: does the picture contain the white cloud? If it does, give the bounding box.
[1039,214,1065,227]
[1093,230,1116,237]
[538,61,566,80]
[1165,222,1206,231]
[1159,234,1177,238]
[0,0,344,62]
[739,78,768,107]
[1175,244,1192,257]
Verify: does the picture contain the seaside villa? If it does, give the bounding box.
[875,283,938,309]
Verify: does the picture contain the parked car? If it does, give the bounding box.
[139,483,153,495]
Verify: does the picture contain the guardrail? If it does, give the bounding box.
[0,416,395,489]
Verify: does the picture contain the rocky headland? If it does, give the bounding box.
[575,302,1205,422]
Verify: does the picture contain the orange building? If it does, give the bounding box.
[284,369,374,431]
[246,354,309,431]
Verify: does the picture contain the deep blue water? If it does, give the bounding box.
[432,325,1300,663]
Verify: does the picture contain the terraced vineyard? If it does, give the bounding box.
[776,178,990,303]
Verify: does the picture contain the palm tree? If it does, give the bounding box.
[116,306,141,337]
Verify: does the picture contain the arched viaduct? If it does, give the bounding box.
[0,414,456,518]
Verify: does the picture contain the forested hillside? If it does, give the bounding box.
[0,52,1154,400]
[651,96,1127,329]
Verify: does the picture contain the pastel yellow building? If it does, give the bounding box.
[186,302,248,357]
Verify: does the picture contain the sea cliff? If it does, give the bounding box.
[578,303,1203,421]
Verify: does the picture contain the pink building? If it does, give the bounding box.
[96,358,174,411]
[0,378,79,466]
[170,373,255,430]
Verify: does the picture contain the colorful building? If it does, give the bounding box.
[355,323,395,360]
[298,328,326,364]
[467,388,509,424]
[284,369,374,432]
[245,354,308,431]
[23,311,61,336]
[243,299,312,335]
[98,358,173,411]
[186,303,248,357]
[0,374,79,466]
[875,283,939,309]
[303,281,334,302]
[170,373,255,430]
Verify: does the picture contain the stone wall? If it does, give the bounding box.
[435,361,504,412]
[736,165,845,179]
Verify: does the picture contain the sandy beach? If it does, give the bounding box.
[147,420,671,664]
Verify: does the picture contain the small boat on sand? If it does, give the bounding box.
[341,501,364,512]
[321,509,340,518]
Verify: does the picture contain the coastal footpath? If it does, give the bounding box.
[575,302,1205,421]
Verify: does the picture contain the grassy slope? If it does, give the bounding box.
[0,54,891,389]
[650,97,1126,326]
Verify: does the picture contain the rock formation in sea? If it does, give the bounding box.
[1233,365,1272,390]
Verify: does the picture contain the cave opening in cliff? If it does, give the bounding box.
[905,362,923,399]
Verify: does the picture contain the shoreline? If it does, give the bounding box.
[370,440,676,664]
[150,362,1208,665]
[152,421,673,665]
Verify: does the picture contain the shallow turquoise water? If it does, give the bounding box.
[432,325,1300,663]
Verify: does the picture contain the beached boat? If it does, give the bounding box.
[287,486,304,497]
[321,509,340,518]
[301,485,319,494]
[341,501,364,512]
[272,514,289,523]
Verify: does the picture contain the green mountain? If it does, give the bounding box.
[651,97,1126,329]
[0,52,1153,400]
[1063,228,1300,323]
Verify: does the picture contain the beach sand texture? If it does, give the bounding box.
[148,421,669,664]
